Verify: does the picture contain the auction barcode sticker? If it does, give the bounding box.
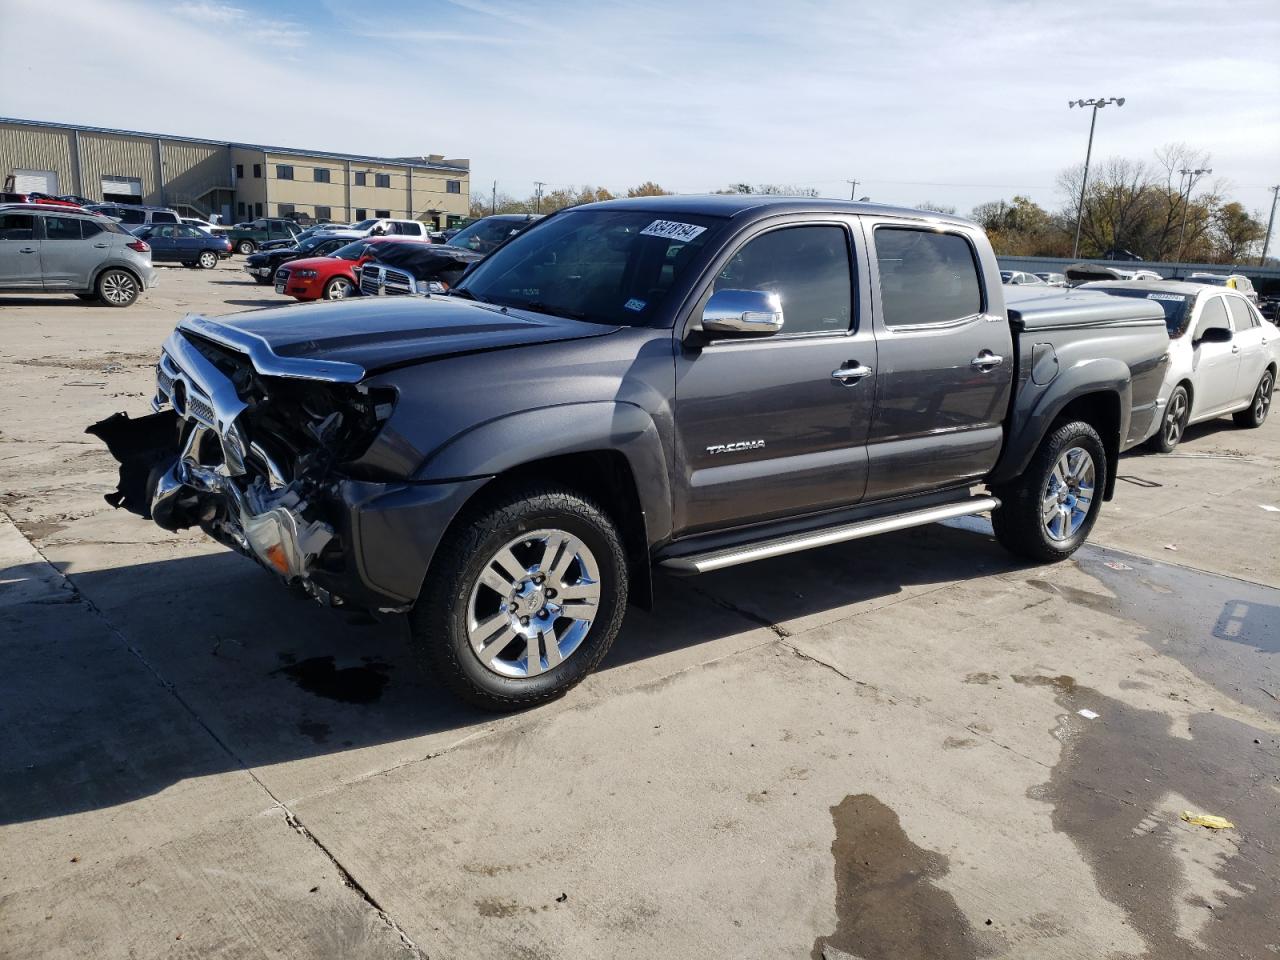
[639,220,707,243]
[1147,293,1186,301]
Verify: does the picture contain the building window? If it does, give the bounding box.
[313,168,330,183]
[253,163,262,178]
[375,173,391,188]
[446,179,461,194]
[315,206,331,221]
[235,163,244,179]
[276,165,294,180]
[278,203,295,217]
[355,208,367,220]
[237,201,246,216]
[375,209,391,219]
[354,172,367,186]
[255,202,263,217]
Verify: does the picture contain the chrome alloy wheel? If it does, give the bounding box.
[101,272,137,304]
[1042,446,1095,542]
[1254,372,1273,422]
[466,529,601,678]
[1164,391,1187,446]
[326,278,353,300]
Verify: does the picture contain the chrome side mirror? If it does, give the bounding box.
[700,289,785,337]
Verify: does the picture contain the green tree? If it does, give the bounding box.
[626,181,672,197]
[1211,202,1266,263]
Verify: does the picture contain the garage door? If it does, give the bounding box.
[101,176,142,197]
[13,169,59,194]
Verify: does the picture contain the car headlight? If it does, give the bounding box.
[295,270,318,279]
[416,280,447,294]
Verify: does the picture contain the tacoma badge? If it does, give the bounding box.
[706,440,766,455]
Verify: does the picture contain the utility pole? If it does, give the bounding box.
[533,181,546,213]
[1068,97,1125,261]
[845,179,859,201]
[1260,184,1280,266]
[1175,167,1212,264]
[491,180,497,216]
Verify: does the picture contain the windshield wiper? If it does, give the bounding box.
[447,287,488,303]
[519,301,590,322]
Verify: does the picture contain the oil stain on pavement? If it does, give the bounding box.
[1019,674,1279,958]
[274,655,392,704]
[811,794,988,960]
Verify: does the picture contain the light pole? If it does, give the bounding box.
[1260,185,1280,266]
[845,179,859,201]
[1068,96,1125,260]
[1175,167,1212,264]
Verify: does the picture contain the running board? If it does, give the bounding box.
[658,496,1001,575]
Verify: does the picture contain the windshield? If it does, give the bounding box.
[349,219,378,230]
[1189,275,1227,286]
[1092,288,1195,337]
[332,239,373,260]
[448,217,529,254]
[454,209,724,326]
[296,236,326,253]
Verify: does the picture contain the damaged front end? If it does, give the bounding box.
[88,315,395,606]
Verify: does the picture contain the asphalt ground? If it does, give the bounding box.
[1,264,1277,959]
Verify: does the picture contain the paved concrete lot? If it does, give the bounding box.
[2,266,1277,959]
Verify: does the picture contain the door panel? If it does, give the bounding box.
[1190,296,1240,414]
[38,216,96,287]
[672,221,874,535]
[862,221,1014,500]
[0,212,42,287]
[1225,297,1268,402]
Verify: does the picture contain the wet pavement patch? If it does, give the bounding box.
[811,794,989,960]
[274,656,392,704]
[1025,676,1279,958]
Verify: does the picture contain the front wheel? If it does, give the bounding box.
[197,250,218,269]
[1233,370,1273,428]
[236,239,256,255]
[410,485,628,711]
[992,420,1106,562]
[253,275,273,286]
[1148,385,1188,453]
[323,276,354,300]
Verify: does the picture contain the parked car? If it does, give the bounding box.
[243,232,362,284]
[225,218,302,255]
[1035,272,1067,287]
[343,218,432,239]
[1081,280,1276,451]
[0,204,157,306]
[260,223,349,251]
[445,214,542,254]
[1065,263,1162,284]
[1000,270,1045,285]
[1185,272,1259,305]
[93,195,1172,709]
[86,203,183,230]
[357,240,482,296]
[26,192,88,207]
[182,217,227,235]
[270,237,387,301]
[132,223,233,269]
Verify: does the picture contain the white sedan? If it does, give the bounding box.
[1081,280,1276,451]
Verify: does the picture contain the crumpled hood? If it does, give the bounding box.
[197,296,621,373]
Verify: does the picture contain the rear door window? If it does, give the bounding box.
[42,216,81,240]
[151,211,178,224]
[874,227,983,327]
[1225,297,1257,330]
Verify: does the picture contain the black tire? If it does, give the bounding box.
[236,239,256,255]
[1148,384,1189,453]
[95,268,140,308]
[253,275,273,286]
[197,250,218,270]
[1232,369,1273,428]
[991,420,1107,563]
[323,276,354,300]
[409,484,628,711]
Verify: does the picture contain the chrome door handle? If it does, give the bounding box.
[93,242,110,248]
[19,247,36,254]
[1231,345,1240,354]
[832,363,873,383]
[971,351,1004,370]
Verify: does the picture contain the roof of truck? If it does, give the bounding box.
[578,194,974,226]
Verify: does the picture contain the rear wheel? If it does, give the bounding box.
[197,250,218,269]
[236,239,256,255]
[1148,384,1189,452]
[992,420,1106,562]
[323,276,354,300]
[1233,370,1273,428]
[96,269,139,308]
[410,485,628,711]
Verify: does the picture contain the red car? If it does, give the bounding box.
[273,236,417,301]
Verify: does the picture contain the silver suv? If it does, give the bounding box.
[0,205,158,307]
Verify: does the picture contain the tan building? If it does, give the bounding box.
[0,117,470,229]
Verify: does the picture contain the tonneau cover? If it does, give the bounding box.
[1005,288,1166,331]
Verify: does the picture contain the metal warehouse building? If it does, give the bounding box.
[0,117,470,229]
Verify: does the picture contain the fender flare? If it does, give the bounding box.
[416,401,674,544]
[989,357,1131,493]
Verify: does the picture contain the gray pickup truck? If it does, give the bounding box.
[91,196,1169,709]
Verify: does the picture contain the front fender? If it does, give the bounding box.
[989,356,1130,487]
[416,401,674,544]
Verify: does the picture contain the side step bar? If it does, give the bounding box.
[658,496,1001,575]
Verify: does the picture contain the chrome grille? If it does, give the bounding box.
[359,263,381,296]
[359,263,416,296]
[384,267,413,295]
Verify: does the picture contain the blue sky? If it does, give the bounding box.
[3,0,1277,220]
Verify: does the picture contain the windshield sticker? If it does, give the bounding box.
[624,298,647,312]
[1147,293,1187,301]
[639,220,707,243]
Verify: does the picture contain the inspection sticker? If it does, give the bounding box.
[624,298,647,312]
[639,219,707,243]
[1147,293,1187,301]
